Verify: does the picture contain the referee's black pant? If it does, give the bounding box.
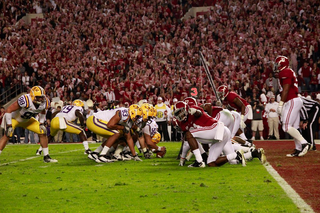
[302,105,319,150]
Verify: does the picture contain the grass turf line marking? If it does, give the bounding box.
[0,149,83,167]
[264,163,314,213]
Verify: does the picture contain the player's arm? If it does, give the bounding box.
[234,97,245,115]
[5,101,21,126]
[39,109,47,124]
[184,130,199,151]
[107,110,125,130]
[188,106,202,118]
[75,109,85,127]
[280,84,290,102]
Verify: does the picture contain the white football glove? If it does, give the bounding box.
[133,155,143,161]
[240,115,246,129]
[179,158,186,166]
[277,101,284,116]
[6,126,13,137]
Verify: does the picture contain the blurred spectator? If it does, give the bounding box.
[0,106,5,138]
[251,100,264,140]
[265,95,280,140]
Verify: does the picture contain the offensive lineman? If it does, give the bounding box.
[0,86,57,163]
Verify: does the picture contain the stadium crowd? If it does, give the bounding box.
[1,0,320,142]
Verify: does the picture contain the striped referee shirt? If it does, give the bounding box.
[300,97,320,121]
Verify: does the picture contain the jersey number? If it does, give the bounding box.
[21,112,37,119]
[62,106,74,113]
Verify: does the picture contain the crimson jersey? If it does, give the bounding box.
[224,92,249,112]
[176,106,217,132]
[210,106,223,118]
[278,67,299,102]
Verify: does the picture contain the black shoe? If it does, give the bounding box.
[286,149,299,157]
[188,160,205,167]
[235,150,246,166]
[84,149,92,155]
[36,149,42,156]
[201,153,208,164]
[298,143,309,157]
[43,155,58,163]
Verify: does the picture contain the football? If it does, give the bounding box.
[156,147,166,158]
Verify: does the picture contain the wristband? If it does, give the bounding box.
[279,101,284,107]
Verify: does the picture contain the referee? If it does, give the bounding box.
[300,96,319,151]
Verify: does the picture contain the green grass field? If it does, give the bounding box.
[0,142,299,213]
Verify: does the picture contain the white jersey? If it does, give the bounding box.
[12,94,50,123]
[142,119,158,137]
[93,107,129,126]
[56,105,83,122]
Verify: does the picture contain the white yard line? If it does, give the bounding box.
[264,163,314,213]
[0,148,83,166]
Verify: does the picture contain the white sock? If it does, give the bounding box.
[94,145,103,153]
[83,141,89,150]
[244,152,252,160]
[198,142,205,154]
[239,133,248,141]
[114,145,124,155]
[42,147,49,156]
[287,127,307,145]
[193,149,203,162]
[135,141,141,149]
[100,146,110,155]
[181,141,190,158]
[226,152,237,161]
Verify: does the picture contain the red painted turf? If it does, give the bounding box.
[254,140,320,213]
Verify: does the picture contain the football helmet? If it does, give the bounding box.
[174,101,188,122]
[72,99,84,107]
[141,103,153,121]
[183,97,198,106]
[152,132,161,144]
[150,106,157,118]
[30,86,46,104]
[274,55,289,72]
[129,104,142,122]
[217,85,229,101]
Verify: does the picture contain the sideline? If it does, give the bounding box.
[264,163,314,213]
[0,148,83,167]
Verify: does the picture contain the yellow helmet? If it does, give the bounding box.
[150,106,157,117]
[141,103,153,121]
[129,104,142,121]
[152,132,161,144]
[30,86,45,101]
[72,99,84,107]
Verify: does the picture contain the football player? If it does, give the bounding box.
[173,101,245,167]
[275,56,309,157]
[86,104,143,163]
[137,104,166,158]
[217,85,253,142]
[0,86,57,163]
[45,99,92,154]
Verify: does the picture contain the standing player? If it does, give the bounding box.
[174,101,245,167]
[0,86,57,163]
[47,99,92,154]
[217,85,253,142]
[275,55,309,157]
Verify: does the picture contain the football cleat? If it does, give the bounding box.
[36,149,42,156]
[298,143,309,157]
[95,155,114,163]
[84,149,92,155]
[257,148,267,164]
[43,155,58,163]
[236,150,246,167]
[88,152,99,161]
[188,160,206,168]
[286,149,299,157]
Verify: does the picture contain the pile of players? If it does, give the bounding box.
[0,85,265,167]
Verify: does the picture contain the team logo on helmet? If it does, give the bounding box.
[275,55,289,72]
[152,132,161,144]
[217,85,229,101]
[72,99,84,107]
[174,101,188,122]
[183,97,198,106]
[129,104,142,122]
[30,86,46,104]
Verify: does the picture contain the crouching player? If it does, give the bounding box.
[0,86,57,163]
